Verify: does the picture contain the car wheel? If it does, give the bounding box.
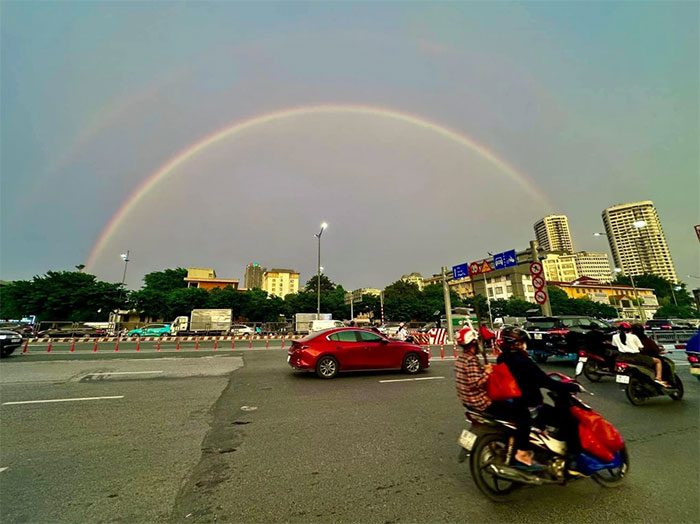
[316,356,338,379]
[402,353,421,374]
[1,346,16,358]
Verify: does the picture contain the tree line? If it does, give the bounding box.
[1,267,697,324]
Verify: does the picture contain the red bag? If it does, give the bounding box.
[571,406,624,461]
[487,363,522,401]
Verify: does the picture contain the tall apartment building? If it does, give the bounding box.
[542,253,579,283]
[534,215,574,253]
[262,269,300,298]
[244,262,264,289]
[574,252,613,283]
[602,201,678,283]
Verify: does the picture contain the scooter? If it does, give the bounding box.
[457,373,628,502]
[614,358,684,406]
[575,349,617,382]
[686,351,700,382]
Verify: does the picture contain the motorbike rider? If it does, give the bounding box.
[630,323,673,383]
[453,326,535,469]
[395,322,409,342]
[496,326,582,458]
[613,322,668,386]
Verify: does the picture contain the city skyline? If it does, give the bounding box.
[1,3,697,289]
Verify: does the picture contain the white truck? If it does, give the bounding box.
[171,309,232,336]
[294,312,332,334]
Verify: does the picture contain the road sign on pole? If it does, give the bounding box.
[534,289,548,305]
[532,275,546,290]
[529,261,543,276]
[452,263,469,280]
[493,249,517,270]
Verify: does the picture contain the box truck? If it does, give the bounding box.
[171,309,232,336]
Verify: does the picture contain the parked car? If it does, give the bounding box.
[127,324,171,337]
[38,325,106,338]
[229,324,255,336]
[0,329,23,357]
[287,327,431,379]
[309,320,344,333]
[523,316,615,362]
[645,319,695,330]
[378,322,402,337]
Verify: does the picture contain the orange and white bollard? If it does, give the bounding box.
[22,339,29,354]
[213,337,219,351]
[92,339,99,353]
[248,335,253,349]
[176,338,181,351]
[195,337,200,351]
[135,337,141,352]
[47,340,53,353]
[231,336,235,351]
[440,344,444,360]
[70,338,76,353]
[114,338,120,352]
[156,338,161,352]
[265,335,270,349]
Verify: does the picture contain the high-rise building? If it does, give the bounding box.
[244,262,264,289]
[542,253,579,282]
[602,201,678,283]
[534,215,574,253]
[262,269,300,298]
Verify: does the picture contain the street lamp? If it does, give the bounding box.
[120,250,130,285]
[315,223,327,319]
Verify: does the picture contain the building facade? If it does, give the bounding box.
[573,251,613,282]
[534,215,574,253]
[602,201,678,283]
[552,277,659,320]
[184,268,239,290]
[244,263,264,290]
[542,253,579,283]
[262,269,300,298]
[400,272,425,290]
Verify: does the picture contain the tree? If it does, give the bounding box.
[654,304,700,319]
[613,274,693,307]
[142,268,188,292]
[383,280,422,321]
[0,271,122,322]
[304,274,336,293]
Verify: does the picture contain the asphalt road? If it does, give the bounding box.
[1,350,697,523]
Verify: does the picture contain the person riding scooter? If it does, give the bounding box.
[612,322,668,387]
[453,326,535,470]
[496,327,582,457]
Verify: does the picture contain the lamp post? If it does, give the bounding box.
[120,250,130,286]
[315,223,327,319]
[593,220,647,321]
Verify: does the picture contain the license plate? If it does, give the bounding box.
[286,355,291,363]
[578,356,587,362]
[458,429,477,451]
[533,333,542,340]
[616,374,630,384]
[690,367,700,375]
[12,338,20,343]
[575,361,584,376]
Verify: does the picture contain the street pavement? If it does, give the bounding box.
[0,350,697,523]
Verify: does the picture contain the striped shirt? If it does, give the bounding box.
[455,352,491,411]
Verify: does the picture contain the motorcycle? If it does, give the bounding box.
[614,358,684,406]
[686,351,700,382]
[457,373,628,501]
[575,349,617,382]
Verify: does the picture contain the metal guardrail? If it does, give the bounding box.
[648,329,697,346]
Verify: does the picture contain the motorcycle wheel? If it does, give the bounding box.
[625,377,647,406]
[469,433,519,502]
[583,359,603,382]
[669,374,684,401]
[592,446,629,488]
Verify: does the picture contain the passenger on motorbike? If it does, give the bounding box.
[453,326,535,469]
[612,322,667,386]
[497,327,582,457]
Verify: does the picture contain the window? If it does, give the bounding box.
[358,331,383,342]
[329,331,359,342]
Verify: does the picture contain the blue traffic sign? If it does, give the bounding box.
[492,249,517,270]
[452,263,469,280]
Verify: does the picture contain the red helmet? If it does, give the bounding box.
[456,326,478,346]
[619,322,632,330]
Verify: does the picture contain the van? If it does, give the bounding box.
[309,320,345,333]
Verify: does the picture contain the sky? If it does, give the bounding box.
[1,1,698,291]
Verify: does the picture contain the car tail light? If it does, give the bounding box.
[688,355,699,363]
[675,344,686,350]
[578,350,587,357]
[662,324,672,329]
[615,362,629,373]
[548,329,569,336]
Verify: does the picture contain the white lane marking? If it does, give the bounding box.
[0,467,8,473]
[379,376,445,383]
[87,371,163,376]
[3,395,124,406]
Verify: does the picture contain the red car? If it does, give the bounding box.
[287,327,431,379]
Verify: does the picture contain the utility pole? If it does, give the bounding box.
[442,266,454,343]
[530,240,552,316]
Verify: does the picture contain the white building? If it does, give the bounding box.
[574,251,613,283]
[534,215,574,253]
[602,201,678,283]
[262,269,300,298]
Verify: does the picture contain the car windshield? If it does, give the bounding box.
[525,320,557,329]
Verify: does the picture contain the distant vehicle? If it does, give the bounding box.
[171,309,233,335]
[309,319,345,333]
[287,327,431,379]
[127,324,171,337]
[229,324,255,336]
[0,329,23,357]
[378,322,402,337]
[294,312,331,334]
[38,325,106,338]
[523,316,615,362]
[645,319,695,330]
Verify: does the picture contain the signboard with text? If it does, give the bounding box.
[493,249,517,270]
[452,263,469,280]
